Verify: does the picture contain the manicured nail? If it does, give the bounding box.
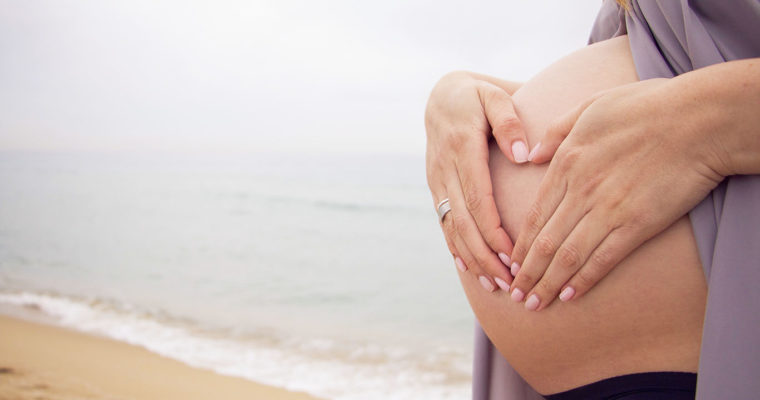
[525,294,540,311]
[494,277,510,291]
[528,142,542,162]
[479,276,495,292]
[512,141,529,163]
[510,288,524,302]
[510,261,521,277]
[559,286,575,302]
[498,252,511,267]
[455,257,468,272]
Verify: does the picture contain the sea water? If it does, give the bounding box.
[0,151,473,400]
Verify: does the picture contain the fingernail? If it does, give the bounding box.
[494,277,510,291]
[512,141,529,163]
[559,286,575,302]
[525,294,540,311]
[510,288,524,302]
[455,257,468,272]
[479,276,495,292]
[528,142,542,162]
[498,252,511,266]
[510,261,521,277]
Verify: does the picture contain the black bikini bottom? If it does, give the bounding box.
[543,371,697,400]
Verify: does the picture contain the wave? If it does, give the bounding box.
[0,290,470,400]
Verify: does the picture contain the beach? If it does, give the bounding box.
[0,152,472,399]
[0,314,320,400]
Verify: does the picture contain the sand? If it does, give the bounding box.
[0,314,321,400]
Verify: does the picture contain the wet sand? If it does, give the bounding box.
[0,314,321,400]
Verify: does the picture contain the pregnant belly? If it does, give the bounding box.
[458,36,707,395]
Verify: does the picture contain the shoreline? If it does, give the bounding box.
[0,314,322,400]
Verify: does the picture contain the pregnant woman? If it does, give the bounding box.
[425,1,760,399]
[466,34,707,398]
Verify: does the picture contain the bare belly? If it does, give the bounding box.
[458,36,707,394]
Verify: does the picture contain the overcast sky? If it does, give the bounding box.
[0,1,602,156]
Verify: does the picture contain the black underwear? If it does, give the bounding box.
[543,371,697,400]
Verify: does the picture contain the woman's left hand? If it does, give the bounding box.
[507,78,731,311]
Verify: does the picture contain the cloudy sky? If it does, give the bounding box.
[0,1,602,156]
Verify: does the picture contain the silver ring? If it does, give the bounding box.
[436,198,451,223]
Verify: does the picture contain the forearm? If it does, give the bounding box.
[465,71,523,94]
[439,70,523,95]
[669,58,760,176]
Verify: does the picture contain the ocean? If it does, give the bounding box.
[0,151,473,400]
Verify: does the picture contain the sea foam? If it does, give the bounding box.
[0,290,470,400]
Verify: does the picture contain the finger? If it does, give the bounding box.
[430,168,506,288]
[430,174,458,249]
[477,81,530,164]
[521,210,610,311]
[438,216,459,262]
[446,210,504,292]
[454,141,514,260]
[438,197,473,271]
[561,227,640,301]
[509,163,567,282]
[510,196,584,304]
[446,179,513,291]
[529,93,598,164]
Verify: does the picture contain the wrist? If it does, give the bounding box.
[670,59,760,176]
[436,70,522,96]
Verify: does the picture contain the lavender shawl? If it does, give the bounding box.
[472,1,760,398]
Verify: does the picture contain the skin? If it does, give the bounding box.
[425,72,525,290]
[509,55,760,310]
[425,38,760,308]
[457,36,707,395]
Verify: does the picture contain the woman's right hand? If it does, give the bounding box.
[424,71,528,292]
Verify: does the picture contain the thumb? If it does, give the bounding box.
[477,82,529,164]
[529,91,602,164]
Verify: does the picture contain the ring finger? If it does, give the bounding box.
[444,179,512,291]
